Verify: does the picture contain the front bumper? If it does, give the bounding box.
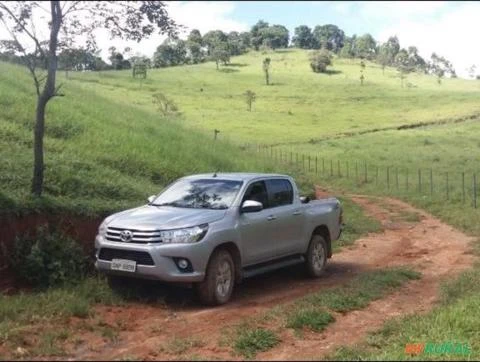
[94,235,208,283]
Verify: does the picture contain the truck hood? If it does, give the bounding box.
[107,205,227,230]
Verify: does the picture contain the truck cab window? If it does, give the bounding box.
[243,181,269,208]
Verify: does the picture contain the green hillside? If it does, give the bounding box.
[67,49,480,145]
[2,48,480,359]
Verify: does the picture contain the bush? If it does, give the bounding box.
[9,226,90,288]
[310,49,332,73]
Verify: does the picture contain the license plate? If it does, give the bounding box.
[111,259,136,272]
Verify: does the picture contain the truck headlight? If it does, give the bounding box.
[161,224,208,244]
[98,220,108,237]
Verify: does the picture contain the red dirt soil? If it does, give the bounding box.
[60,193,475,361]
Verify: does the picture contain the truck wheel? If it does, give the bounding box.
[305,234,328,277]
[195,249,235,306]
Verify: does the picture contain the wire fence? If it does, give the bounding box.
[249,144,478,209]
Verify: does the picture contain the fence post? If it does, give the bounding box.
[406,169,409,190]
[315,156,318,174]
[364,161,367,183]
[418,169,422,193]
[302,154,305,171]
[395,168,399,190]
[308,155,311,172]
[430,169,433,196]
[387,166,390,190]
[446,172,449,200]
[474,174,477,208]
[462,172,465,203]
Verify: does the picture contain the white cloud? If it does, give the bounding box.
[93,1,249,60]
[373,2,480,78]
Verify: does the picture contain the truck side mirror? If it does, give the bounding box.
[147,195,156,204]
[241,200,263,213]
[300,196,310,204]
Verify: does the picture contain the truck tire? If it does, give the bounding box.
[305,234,328,277]
[195,249,235,306]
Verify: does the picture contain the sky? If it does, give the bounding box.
[1,1,479,78]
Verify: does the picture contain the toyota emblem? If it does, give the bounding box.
[119,230,133,242]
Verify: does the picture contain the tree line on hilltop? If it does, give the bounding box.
[0,19,464,80]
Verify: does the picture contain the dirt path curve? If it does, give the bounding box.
[71,193,475,361]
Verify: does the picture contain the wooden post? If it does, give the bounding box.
[315,156,318,174]
[387,167,390,190]
[430,169,433,196]
[308,155,311,172]
[396,168,399,190]
[418,169,422,193]
[474,174,477,208]
[364,161,367,183]
[446,172,449,200]
[462,172,465,203]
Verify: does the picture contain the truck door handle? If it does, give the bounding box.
[293,210,302,216]
[267,215,277,221]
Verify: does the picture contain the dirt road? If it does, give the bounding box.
[69,194,475,361]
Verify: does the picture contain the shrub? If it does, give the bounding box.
[9,226,90,288]
[310,49,332,73]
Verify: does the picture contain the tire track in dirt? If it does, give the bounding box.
[69,194,475,361]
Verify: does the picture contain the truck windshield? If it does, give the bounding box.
[151,179,243,210]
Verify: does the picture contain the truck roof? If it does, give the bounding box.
[182,172,291,182]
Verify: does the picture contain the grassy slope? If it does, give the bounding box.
[65,49,480,145]
[2,47,480,359]
[0,61,278,216]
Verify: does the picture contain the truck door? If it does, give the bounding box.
[238,180,278,265]
[265,179,305,257]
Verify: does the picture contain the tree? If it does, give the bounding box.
[339,35,356,58]
[395,49,413,87]
[377,36,400,74]
[259,25,289,50]
[467,65,477,79]
[0,1,178,196]
[186,29,205,64]
[292,25,314,49]
[187,29,203,45]
[212,45,230,70]
[243,90,256,111]
[250,20,269,51]
[203,30,227,55]
[427,52,455,84]
[153,39,186,67]
[355,33,377,60]
[309,49,332,73]
[58,47,96,77]
[313,24,345,52]
[262,57,271,85]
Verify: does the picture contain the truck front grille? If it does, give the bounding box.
[98,248,155,266]
[106,227,162,244]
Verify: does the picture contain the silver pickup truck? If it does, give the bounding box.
[95,173,343,305]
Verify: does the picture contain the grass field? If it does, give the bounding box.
[65,49,480,146]
[2,47,480,360]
